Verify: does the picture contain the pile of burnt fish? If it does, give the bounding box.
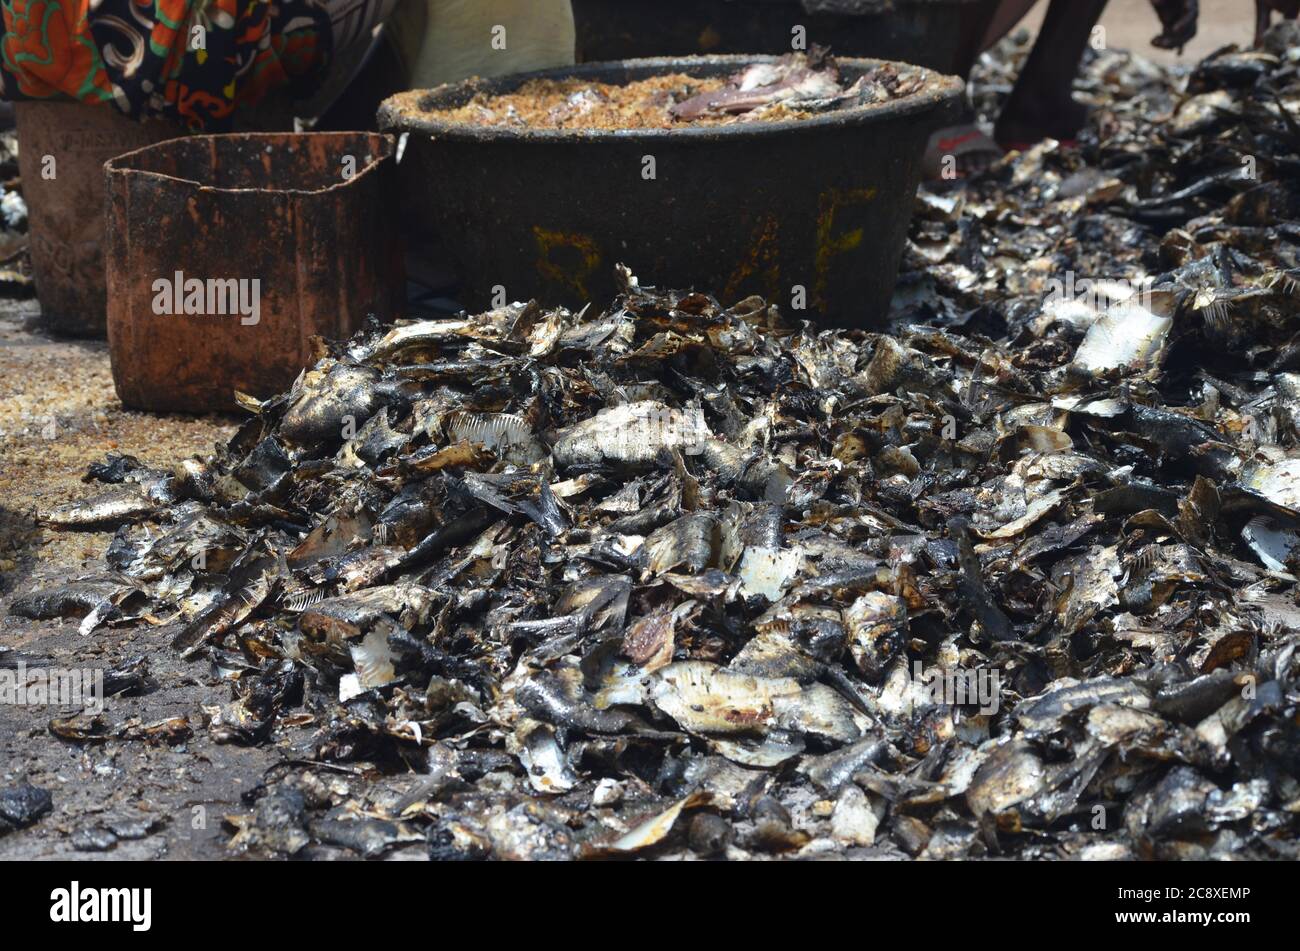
[16,28,1300,860]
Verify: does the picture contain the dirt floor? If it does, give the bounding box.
[1021,0,1256,65]
[0,299,273,859]
[0,299,459,861]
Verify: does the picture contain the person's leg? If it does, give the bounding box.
[942,0,1038,85]
[978,0,1041,55]
[923,0,1040,180]
[994,0,1107,147]
[1150,0,1198,50]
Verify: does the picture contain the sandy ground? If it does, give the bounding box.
[0,300,450,862]
[0,302,235,576]
[1021,0,1257,65]
[0,300,274,860]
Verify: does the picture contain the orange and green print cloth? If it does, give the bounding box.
[0,0,332,131]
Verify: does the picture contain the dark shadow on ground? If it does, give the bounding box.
[0,504,41,598]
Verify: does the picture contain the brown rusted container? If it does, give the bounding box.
[105,132,403,413]
[14,102,182,337]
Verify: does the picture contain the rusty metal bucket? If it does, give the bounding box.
[105,132,403,413]
[14,102,182,337]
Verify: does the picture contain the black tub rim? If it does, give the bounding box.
[103,131,396,198]
[378,55,964,146]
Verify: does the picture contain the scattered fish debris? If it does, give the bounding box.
[0,782,53,835]
[12,29,1300,860]
[436,49,931,130]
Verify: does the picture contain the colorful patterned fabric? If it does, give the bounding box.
[0,0,334,131]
